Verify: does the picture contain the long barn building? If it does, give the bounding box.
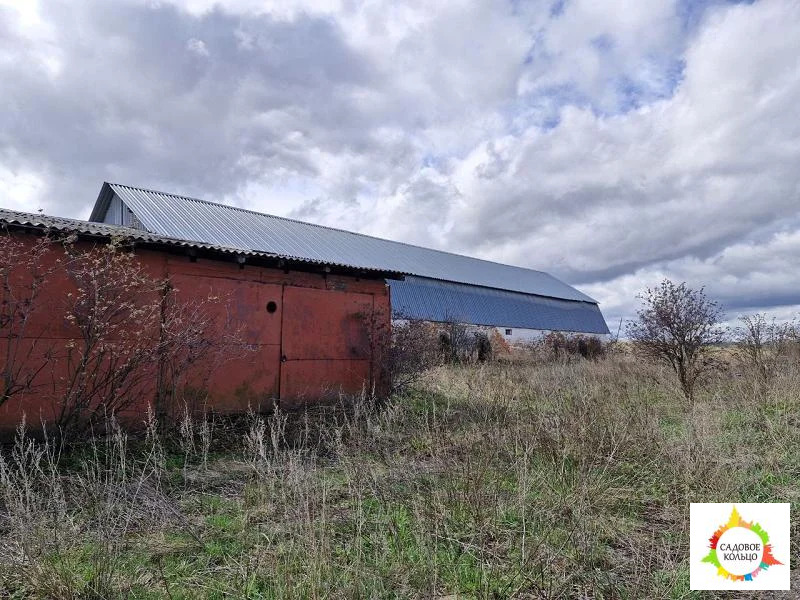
[93,183,609,341]
[0,183,607,433]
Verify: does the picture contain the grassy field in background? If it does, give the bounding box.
[1,355,799,598]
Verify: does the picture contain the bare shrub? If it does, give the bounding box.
[733,313,796,399]
[386,319,442,393]
[437,319,470,362]
[0,233,58,406]
[541,332,607,360]
[3,235,252,438]
[437,319,495,364]
[57,240,165,435]
[626,279,723,403]
[377,311,502,395]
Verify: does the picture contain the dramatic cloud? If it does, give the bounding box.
[1,0,798,325]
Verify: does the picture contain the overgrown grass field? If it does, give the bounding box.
[1,355,798,598]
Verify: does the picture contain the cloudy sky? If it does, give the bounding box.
[1,0,799,327]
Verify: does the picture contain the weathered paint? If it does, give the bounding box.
[279,286,375,405]
[0,232,391,436]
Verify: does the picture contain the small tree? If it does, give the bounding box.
[733,313,795,399]
[56,240,250,436]
[57,239,166,434]
[626,280,723,403]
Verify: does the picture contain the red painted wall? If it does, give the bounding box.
[0,233,391,436]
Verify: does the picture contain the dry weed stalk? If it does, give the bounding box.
[1,355,798,597]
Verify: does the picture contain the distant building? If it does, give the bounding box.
[92,183,610,342]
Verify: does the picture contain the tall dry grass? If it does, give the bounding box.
[0,354,798,598]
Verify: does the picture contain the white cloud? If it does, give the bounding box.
[186,37,209,56]
[0,165,47,212]
[1,0,799,325]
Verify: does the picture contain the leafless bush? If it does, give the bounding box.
[438,319,469,363]
[541,331,607,360]
[733,313,796,399]
[436,319,496,364]
[0,233,58,406]
[516,332,607,364]
[56,240,166,435]
[385,319,442,393]
[626,279,723,403]
[0,233,252,439]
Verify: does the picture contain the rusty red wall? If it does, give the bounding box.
[0,233,391,435]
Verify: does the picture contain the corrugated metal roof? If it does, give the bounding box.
[93,182,597,303]
[390,276,610,334]
[0,208,400,276]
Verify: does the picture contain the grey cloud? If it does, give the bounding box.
[1,0,800,326]
[584,229,800,328]
[435,0,800,293]
[1,0,381,215]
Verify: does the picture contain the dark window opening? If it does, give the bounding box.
[505,328,512,336]
[266,301,278,314]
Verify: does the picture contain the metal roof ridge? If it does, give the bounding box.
[105,181,557,278]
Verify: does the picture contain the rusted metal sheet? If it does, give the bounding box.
[280,286,373,361]
[168,273,282,410]
[0,231,391,437]
[279,286,374,403]
[194,344,281,414]
[170,274,283,346]
[279,359,371,408]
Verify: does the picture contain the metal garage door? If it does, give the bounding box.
[169,273,283,412]
[279,286,374,405]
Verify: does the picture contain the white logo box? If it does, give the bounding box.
[690,503,790,591]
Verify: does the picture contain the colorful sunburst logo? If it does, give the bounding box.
[701,505,782,582]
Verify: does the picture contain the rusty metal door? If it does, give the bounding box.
[170,273,282,413]
[279,285,373,405]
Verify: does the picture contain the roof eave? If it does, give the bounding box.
[0,211,405,280]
